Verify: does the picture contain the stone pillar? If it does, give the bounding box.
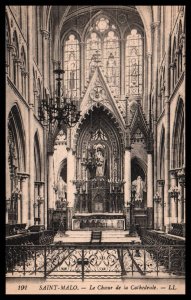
[124,148,131,206]
[39,183,45,225]
[27,6,35,226]
[21,175,29,226]
[123,147,131,230]
[147,52,152,118]
[67,148,75,230]
[151,21,160,83]
[170,171,178,225]
[17,177,22,223]
[80,42,85,92]
[153,198,157,229]
[158,180,165,231]
[147,152,153,228]
[164,35,171,233]
[48,153,54,210]
[169,63,174,95]
[41,29,50,89]
[183,185,186,223]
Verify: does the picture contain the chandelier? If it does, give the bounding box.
[38,61,81,128]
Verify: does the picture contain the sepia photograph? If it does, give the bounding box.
[5,5,185,295]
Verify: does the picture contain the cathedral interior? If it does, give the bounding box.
[5,5,185,283]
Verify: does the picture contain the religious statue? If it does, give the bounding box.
[58,176,67,200]
[132,176,146,201]
[106,52,116,85]
[95,148,105,177]
[89,54,97,79]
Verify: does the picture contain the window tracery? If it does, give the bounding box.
[125,29,143,96]
[63,34,80,97]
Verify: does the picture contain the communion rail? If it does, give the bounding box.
[6,243,185,280]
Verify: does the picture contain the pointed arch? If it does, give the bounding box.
[7,104,26,173]
[131,156,147,182]
[57,158,67,183]
[75,105,124,181]
[171,98,184,169]
[62,32,80,97]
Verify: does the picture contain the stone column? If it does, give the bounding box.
[147,152,153,228]
[67,148,76,230]
[43,127,48,229]
[170,171,178,225]
[27,6,35,226]
[164,35,171,233]
[158,180,165,230]
[67,150,75,224]
[123,146,131,230]
[48,153,54,210]
[21,175,29,226]
[39,183,45,225]
[124,147,131,206]
[169,63,174,95]
[147,52,152,119]
[183,185,186,223]
[17,177,22,224]
[151,21,160,84]
[153,198,157,229]
[177,181,182,224]
[41,29,50,89]
[80,42,85,92]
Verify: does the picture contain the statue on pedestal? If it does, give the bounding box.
[132,176,146,202]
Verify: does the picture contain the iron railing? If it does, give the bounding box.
[6,244,185,280]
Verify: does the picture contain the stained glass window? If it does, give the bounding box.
[125,29,143,96]
[103,31,120,96]
[86,32,101,81]
[63,34,80,97]
[85,17,120,98]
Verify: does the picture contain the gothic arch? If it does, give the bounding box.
[131,156,147,182]
[171,97,184,169]
[57,158,67,183]
[8,104,26,172]
[74,103,124,150]
[34,131,42,181]
[75,105,124,180]
[61,28,82,45]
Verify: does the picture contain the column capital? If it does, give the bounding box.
[151,21,160,30]
[17,172,30,181]
[169,169,177,178]
[157,179,165,186]
[41,29,50,40]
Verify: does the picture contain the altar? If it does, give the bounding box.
[72,214,125,230]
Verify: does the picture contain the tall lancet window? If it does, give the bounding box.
[63,34,80,97]
[85,16,120,98]
[103,30,120,97]
[86,32,101,81]
[125,29,143,96]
